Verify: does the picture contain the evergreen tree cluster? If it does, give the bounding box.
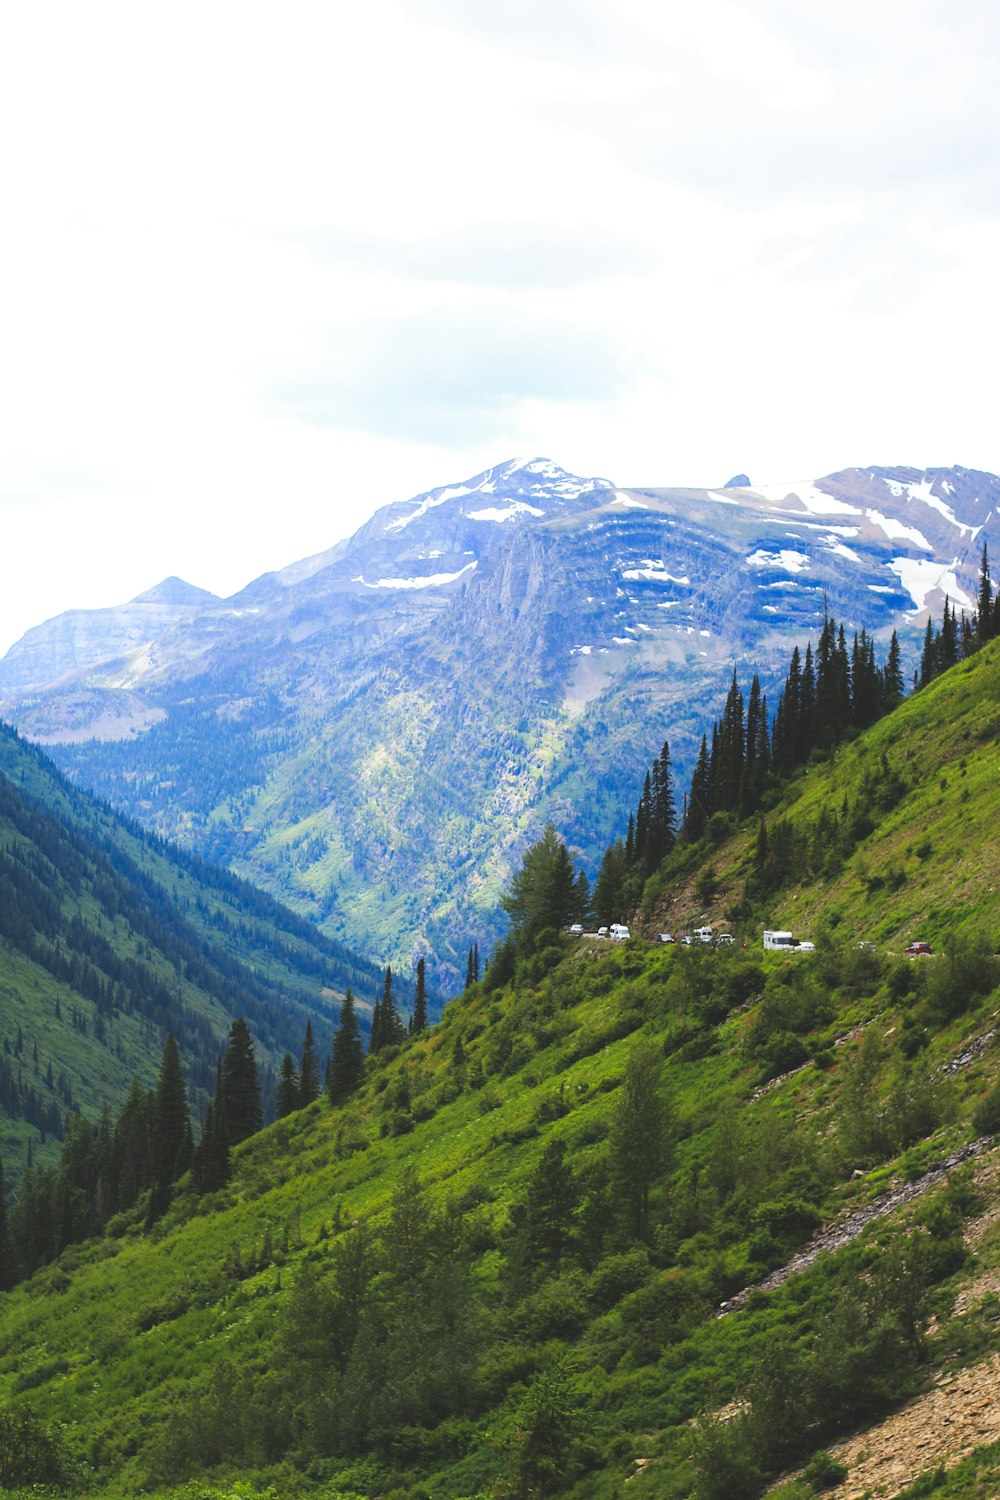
[3,1016,268,1285]
[368,966,406,1055]
[679,615,907,835]
[592,612,912,925]
[916,549,1000,687]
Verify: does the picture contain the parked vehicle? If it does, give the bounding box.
[658,933,675,944]
[716,933,734,945]
[568,923,583,935]
[906,941,933,956]
[694,925,714,944]
[763,929,814,952]
[597,926,608,938]
[609,923,631,941]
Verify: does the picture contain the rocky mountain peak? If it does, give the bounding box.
[130,576,220,607]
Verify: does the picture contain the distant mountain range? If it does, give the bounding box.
[2,457,996,988]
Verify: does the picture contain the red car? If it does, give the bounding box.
[906,941,933,956]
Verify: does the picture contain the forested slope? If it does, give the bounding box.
[2,644,1000,1499]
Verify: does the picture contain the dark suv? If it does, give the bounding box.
[906,941,933,956]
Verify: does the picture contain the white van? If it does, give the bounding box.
[694,926,713,944]
[609,923,631,941]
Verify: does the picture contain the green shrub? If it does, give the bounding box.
[973,1080,1000,1136]
[804,1450,848,1490]
[0,1403,77,1489]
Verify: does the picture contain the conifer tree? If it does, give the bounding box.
[634,770,653,867]
[740,676,769,811]
[523,1137,577,1269]
[472,941,479,983]
[191,1061,230,1194]
[682,735,711,840]
[939,597,959,670]
[329,988,365,1104]
[378,966,405,1049]
[593,840,628,927]
[221,1018,262,1145]
[500,824,585,942]
[464,946,476,991]
[977,543,993,642]
[276,1054,300,1118]
[112,1079,154,1211]
[882,630,904,709]
[610,1042,670,1242]
[411,959,428,1034]
[919,616,937,687]
[299,1020,320,1106]
[154,1033,191,1193]
[369,992,383,1055]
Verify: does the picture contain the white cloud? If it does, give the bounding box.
[0,0,998,654]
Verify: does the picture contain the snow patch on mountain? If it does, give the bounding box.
[612,493,649,509]
[465,502,545,523]
[888,558,974,613]
[823,537,863,563]
[907,479,979,537]
[864,509,933,551]
[384,491,456,533]
[747,549,810,572]
[706,490,741,506]
[621,560,690,584]
[754,482,862,517]
[352,563,477,590]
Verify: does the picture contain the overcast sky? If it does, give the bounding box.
[2,0,999,654]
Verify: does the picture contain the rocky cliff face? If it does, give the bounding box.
[2,457,997,988]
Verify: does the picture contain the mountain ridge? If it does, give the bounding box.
[2,456,997,988]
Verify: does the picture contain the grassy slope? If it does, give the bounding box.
[2,648,1000,1497]
[642,639,1000,948]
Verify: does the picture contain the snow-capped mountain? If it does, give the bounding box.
[1,457,995,985]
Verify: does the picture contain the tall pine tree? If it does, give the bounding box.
[154,1033,191,1195]
[221,1018,262,1145]
[329,989,364,1103]
[276,1054,300,1118]
[299,1021,320,1107]
[411,959,428,1034]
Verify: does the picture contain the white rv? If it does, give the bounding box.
[694,925,714,944]
[763,930,797,951]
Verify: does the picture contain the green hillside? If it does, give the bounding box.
[3,645,1000,1499]
[638,634,1000,949]
[0,723,385,1177]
